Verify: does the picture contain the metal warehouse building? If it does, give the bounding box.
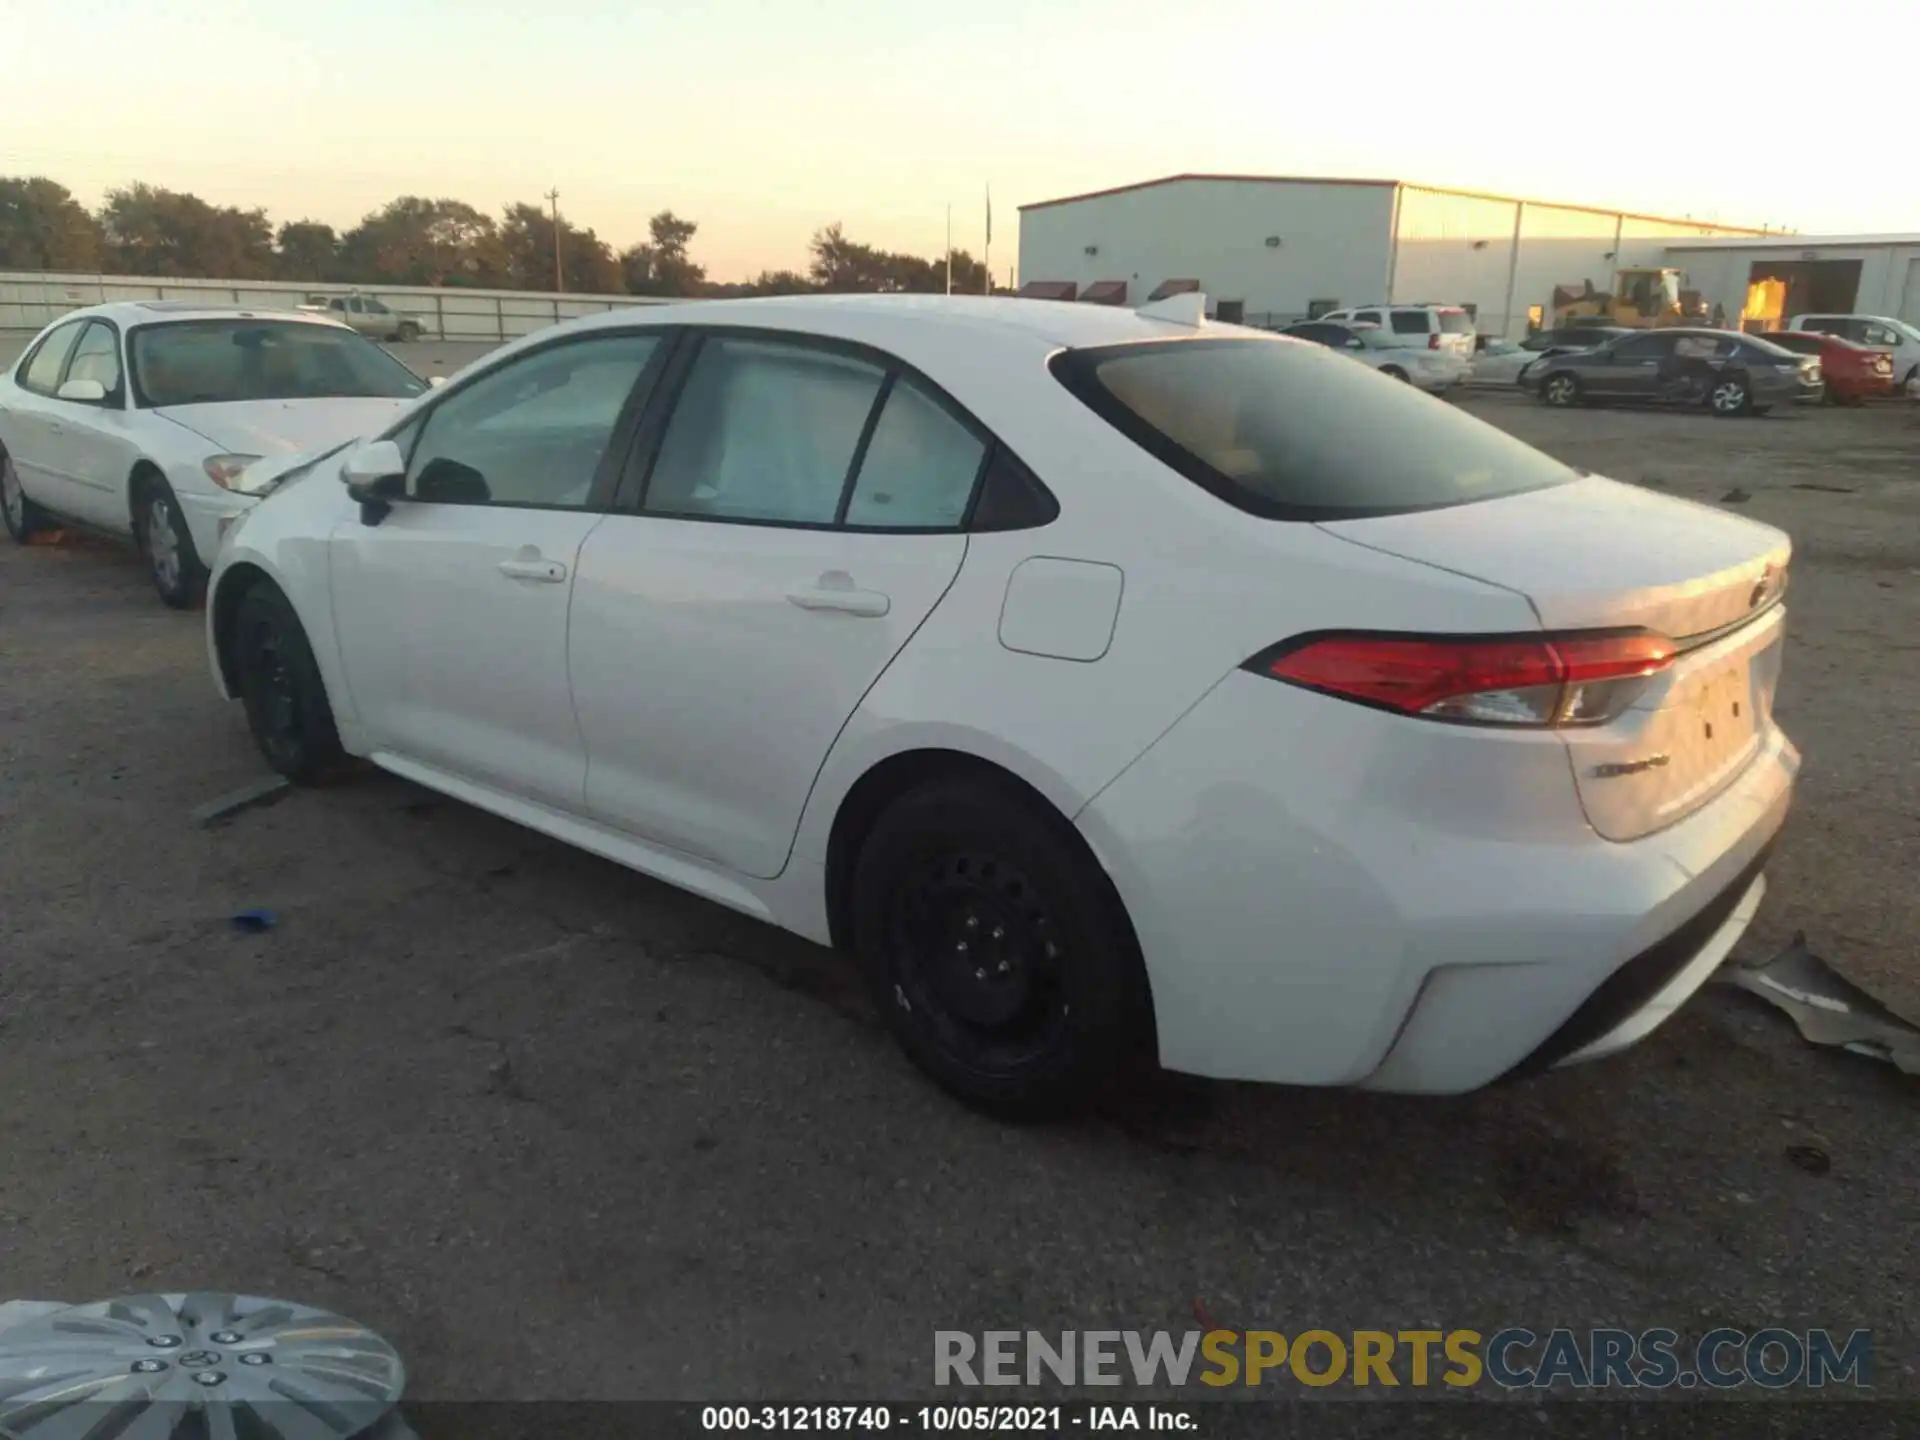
[1661,233,1920,332]
[1016,174,1768,337]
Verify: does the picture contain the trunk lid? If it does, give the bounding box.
[1318,475,1791,841]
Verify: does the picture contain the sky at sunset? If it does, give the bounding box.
[2,0,1912,281]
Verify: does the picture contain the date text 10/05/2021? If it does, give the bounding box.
[702,1406,1194,1432]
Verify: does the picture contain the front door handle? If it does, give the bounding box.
[786,571,890,617]
[499,557,568,583]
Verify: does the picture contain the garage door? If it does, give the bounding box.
[1901,258,1920,326]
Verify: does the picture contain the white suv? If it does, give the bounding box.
[1319,303,1476,354]
[1786,313,1920,388]
[1318,303,1475,382]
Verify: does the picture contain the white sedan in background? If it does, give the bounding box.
[1469,337,1546,387]
[1,302,431,606]
[207,294,1797,1116]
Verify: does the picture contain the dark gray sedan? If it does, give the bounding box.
[1527,328,1824,415]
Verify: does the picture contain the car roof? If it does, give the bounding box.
[41,300,348,328]
[479,293,1269,368]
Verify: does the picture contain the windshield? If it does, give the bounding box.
[129,320,428,408]
[1051,337,1576,521]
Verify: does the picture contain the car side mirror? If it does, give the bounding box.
[341,439,407,526]
[56,377,108,403]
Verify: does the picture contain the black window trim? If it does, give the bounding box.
[610,324,1051,537]
[384,323,680,516]
[1049,335,1573,524]
[56,319,128,409]
[14,318,89,397]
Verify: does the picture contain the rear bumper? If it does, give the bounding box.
[1504,842,1772,1076]
[1076,671,1798,1092]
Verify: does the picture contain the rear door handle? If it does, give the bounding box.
[786,573,890,617]
[499,558,568,583]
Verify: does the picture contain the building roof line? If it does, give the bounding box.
[1018,173,1774,236]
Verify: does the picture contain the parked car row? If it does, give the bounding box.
[0,292,1804,1120]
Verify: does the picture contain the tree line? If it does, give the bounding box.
[0,176,997,298]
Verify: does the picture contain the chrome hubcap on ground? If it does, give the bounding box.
[1712,382,1744,413]
[147,495,179,590]
[3,460,23,528]
[0,1291,405,1439]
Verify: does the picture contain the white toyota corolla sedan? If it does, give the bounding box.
[1,302,431,606]
[204,293,1798,1116]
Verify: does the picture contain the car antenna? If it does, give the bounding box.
[1135,292,1207,327]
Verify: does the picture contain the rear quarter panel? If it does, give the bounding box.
[789,379,1544,867]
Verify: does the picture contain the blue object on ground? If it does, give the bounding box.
[231,909,277,934]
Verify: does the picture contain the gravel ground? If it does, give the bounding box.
[0,367,1915,1408]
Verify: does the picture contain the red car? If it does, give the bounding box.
[1765,329,1897,404]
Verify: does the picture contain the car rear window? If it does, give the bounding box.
[1389,312,1430,334]
[1050,337,1576,522]
[1438,310,1474,334]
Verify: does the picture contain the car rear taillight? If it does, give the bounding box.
[1250,630,1676,727]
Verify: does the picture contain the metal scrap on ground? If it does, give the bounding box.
[1722,932,1920,1075]
[189,775,291,828]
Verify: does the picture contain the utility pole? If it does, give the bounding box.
[544,188,563,293]
[945,204,953,294]
[984,184,992,295]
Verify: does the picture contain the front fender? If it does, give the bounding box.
[205,479,366,753]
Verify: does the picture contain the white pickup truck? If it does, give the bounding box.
[297,293,425,342]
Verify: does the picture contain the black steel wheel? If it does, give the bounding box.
[851,776,1153,1118]
[233,582,342,782]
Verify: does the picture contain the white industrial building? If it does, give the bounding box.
[1016,174,1773,337]
[1661,233,1920,331]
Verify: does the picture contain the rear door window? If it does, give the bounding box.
[1438,310,1475,334]
[1389,312,1429,334]
[1051,337,1574,522]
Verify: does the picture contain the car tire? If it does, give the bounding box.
[850,775,1154,1119]
[233,582,344,783]
[1541,372,1581,407]
[2,450,49,543]
[135,473,208,608]
[1707,373,1752,417]
[1380,366,1410,383]
[396,322,421,343]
